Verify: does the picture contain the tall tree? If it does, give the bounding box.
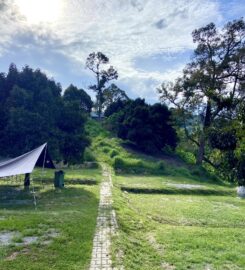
[86,52,118,119]
[158,19,245,165]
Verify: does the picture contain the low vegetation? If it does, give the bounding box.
[0,167,101,270]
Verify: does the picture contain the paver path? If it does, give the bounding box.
[89,164,119,270]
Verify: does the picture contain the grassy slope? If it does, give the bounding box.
[87,120,245,270]
[0,168,101,270]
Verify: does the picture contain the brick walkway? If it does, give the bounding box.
[89,164,119,270]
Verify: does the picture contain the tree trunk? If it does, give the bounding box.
[196,100,212,165]
[98,89,102,121]
[196,133,205,165]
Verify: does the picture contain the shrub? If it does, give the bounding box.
[83,148,97,162]
[113,157,125,170]
[113,156,166,175]
[110,149,119,158]
[157,161,166,171]
[177,148,196,164]
[102,147,111,153]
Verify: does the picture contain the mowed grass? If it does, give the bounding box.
[86,120,245,269]
[112,174,245,270]
[0,167,101,270]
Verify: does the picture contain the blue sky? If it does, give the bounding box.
[0,0,244,103]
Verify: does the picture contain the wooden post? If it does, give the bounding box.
[24,173,30,190]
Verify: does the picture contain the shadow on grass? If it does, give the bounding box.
[0,185,99,211]
[120,186,235,196]
[34,177,98,186]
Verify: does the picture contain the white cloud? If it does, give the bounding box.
[1,0,223,99]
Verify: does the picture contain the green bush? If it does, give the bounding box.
[110,149,119,158]
[113,157,166,175]
[102,147,111,153]
[177,148,196,164]
[157,161,166,171]
[113,157,125,170]
[83,148,97,162]
[97,141,110,147]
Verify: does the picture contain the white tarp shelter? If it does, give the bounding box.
[0,143,54,178]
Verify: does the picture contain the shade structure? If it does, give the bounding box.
[0,143,55,178]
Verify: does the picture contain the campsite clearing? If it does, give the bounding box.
[0,167,101,270]
[112,174,245,270]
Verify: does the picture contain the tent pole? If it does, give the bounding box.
[30,176,37,210]
[41,144,48,189]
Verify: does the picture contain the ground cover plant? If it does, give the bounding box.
[0,167,101,270]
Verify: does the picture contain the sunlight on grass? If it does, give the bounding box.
[0,167,101,270]
[112,175,245,270]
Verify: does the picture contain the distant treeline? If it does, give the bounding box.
[0,64,92,163]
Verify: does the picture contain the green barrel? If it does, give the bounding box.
[54,170,65,188]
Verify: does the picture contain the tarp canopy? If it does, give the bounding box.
[0,143,55,178]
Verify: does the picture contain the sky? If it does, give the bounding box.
[0,0,244,103]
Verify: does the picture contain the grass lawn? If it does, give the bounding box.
[0,167,101,270]
[112,174,245,270]
[86,120,245,269]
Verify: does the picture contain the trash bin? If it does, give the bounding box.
[54,170,65,188]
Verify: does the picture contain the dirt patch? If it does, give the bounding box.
[147,233,164,254]
[0,227,60,248]
[5,248,30,261]
[237,186,245,198]
[161,262,176,270]
[167,183,206,189]
[45,228,59,238]
[0,231,19,246]
[22,236,39,245]
[40,228,60,245]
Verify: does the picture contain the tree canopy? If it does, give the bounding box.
[63,84,93,113]
[106,98,178,153]
[0,64,90,163]
[158,18,245,183]
[86,52,118,118]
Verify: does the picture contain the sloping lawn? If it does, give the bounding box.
[112,174,245,270]
[0,168,101,270]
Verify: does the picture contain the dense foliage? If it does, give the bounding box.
[0,64,91,163]
[104,99,130,117]
[63,84,93,113]
[159,18,245,184]
[106,98,178,153]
